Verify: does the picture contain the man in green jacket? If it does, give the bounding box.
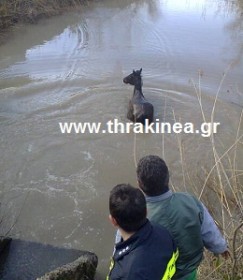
[136,155,230,280]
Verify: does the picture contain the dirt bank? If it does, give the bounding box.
[0,0,89,35]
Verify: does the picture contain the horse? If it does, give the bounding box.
[123,68,154,125]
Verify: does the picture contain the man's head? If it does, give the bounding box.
[109,184,147,233]
[136,155,169,196]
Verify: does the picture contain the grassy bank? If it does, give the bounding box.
[190,69,242,280]
[169,70,243,279]
[0,0,88,31]
[133,68,243,279]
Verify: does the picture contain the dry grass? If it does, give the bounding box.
[176,68,243,279]
[133,66,243,279]
[0,0,88,31]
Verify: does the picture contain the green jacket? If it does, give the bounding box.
[146,191,204,279]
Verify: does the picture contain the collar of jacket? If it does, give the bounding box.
[113,219,151,260]
[145,190,173,203]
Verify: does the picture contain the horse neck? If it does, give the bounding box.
[133,79,144,98]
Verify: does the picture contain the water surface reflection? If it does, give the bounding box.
[0,0,242,278]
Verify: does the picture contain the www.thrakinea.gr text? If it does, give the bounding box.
[59,119,220,137]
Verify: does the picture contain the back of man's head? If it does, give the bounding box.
[109,184,147,233]
[137,155,169,196]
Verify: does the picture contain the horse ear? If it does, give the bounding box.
[133,70,135,74]
[139,68,142,73]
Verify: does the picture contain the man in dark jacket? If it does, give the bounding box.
[107,184,178,280]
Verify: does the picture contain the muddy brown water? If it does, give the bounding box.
[0,0,242,278]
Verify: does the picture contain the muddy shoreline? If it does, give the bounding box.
[0,0,90,44]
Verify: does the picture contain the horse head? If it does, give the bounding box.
[123,68,142,86]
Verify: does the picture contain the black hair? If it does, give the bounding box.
[109,184,147,232]
[136,155,169,196]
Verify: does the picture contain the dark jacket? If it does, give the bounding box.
[107,219,178,280]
